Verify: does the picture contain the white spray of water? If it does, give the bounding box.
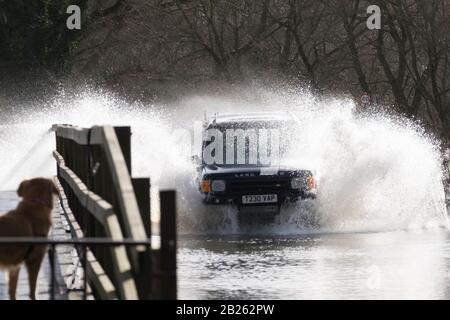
[0,88,447,234]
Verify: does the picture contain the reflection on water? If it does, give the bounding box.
[178,229,450,299]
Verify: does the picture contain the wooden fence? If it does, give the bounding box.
[53,124,176,299]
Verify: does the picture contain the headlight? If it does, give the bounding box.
[291,177,303,189]
[291,175,316,190]
[211,180,226,192]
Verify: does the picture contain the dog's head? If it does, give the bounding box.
[17,178,59,206]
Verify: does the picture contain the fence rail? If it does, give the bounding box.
[53,173,138,299]
[50,124,176,300]
[0,237,151,300]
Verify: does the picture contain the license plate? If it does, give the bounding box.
[242,194,278,204]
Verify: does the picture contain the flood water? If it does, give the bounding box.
[1,90,449,300]
[178,228,450,299]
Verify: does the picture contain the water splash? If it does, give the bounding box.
[0,87,447,234]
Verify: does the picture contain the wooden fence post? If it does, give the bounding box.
[132,177,152,299]
[159,190,177,300]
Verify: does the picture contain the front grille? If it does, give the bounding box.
[228,178,289,193]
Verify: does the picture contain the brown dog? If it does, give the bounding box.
[0,178,59,300]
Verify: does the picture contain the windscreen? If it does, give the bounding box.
[202,120,298,167]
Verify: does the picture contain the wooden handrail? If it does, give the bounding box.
[53,151,139,299]
[52,123,175,300]
[54,125,148,259]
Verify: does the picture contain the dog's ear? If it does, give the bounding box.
[49,180,59,196]
[17,180,29,197]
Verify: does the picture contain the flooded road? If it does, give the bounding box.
[1,92,448,300]
[178,228,450,299]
